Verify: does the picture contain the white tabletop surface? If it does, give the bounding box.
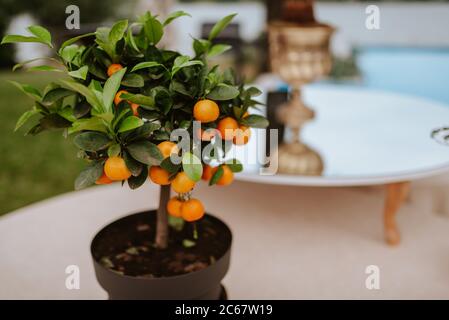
[234,85,449,186]
[1,181,449,299]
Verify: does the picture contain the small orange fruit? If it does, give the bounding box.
[104,156,132,181]
[233,125,251,145]
[217,117,239,140]
[131,103,139,116]
[181,198,205,222]
[157,141,179,159]
[167,197,183,218]
[107,63,123,77]
[196,128,219,141]
[172,171,195,193]
[202,164,215,181]
[149,166,171,185]
[216,165,234,186]
[193,99,220,123]
[114,90,128,106]
[96,172,113,185]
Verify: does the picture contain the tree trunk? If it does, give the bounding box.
[155,185,170,249]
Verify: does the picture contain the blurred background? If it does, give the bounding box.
[1,0,449,215]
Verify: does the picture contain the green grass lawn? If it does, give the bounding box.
[0,71,84,215]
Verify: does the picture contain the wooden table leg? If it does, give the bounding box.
[384,182,410,246]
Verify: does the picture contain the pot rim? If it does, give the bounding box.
[90,210,233,282]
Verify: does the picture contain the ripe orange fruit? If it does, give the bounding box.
[216,165,234,186]
[157,141,179,159]
[172,172,195,193]
[149,166,171,185]
[233,125,251,145]
[114,90,128,106]
[96,172,113,185]
[196,128,218,141]
[193,99,219,123]
[217,117,239,140]
[202,164,215,181]
[104,156,132,181]
[181,198,205,222]
[167,197,183,218]
[131,103,139,116]
[107,63,123,77]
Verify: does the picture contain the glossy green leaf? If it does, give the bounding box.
[127,141,163,165]
[124,151,143,176]
[118,116,144,133]
[9,81,41,100]
[131,61,163,72]
[241,114,269,128]
[68,65,89,80]
[206,83,239,101]
[144,16,163,45]
[102,67,127,113]
[209,165,224,186]
[27,25,52,47]
[109,20,128,45]
[107,143,121,157]
[163,11,191,26]
[225,159,243,173]
[127,167,147,189]
[59,32,95,53]
[73,132,111,152]
[74,161,103,190]
[68,117,108,134]
[120,93,155,108]
[208,13,237,41]
[15,109,40,131]
[182,152,203,182]
[1,35,47,46]
[208,44,232,57]
[60,80,103,113]
[121,73,144,87]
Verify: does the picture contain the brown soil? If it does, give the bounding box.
[91,211,232,278]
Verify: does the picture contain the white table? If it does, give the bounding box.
[234,85,449,245]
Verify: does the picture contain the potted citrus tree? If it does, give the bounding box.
[1,11,268,299]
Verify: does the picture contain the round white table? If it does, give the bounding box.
[233,85,449,245]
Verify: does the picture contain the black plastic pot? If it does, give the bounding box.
[91,210,232,300]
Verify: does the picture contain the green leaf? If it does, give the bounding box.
[127,167,148,189]
[68,65,89,80]
[209,166,224,186]
[118,116,144,133]
[144,16,163,45]
[95,27,115,60]
[60,80,103,113]
[160,157,181,174]
[68,117,108,134]
[75,161,103,190]
[109,20,128,45]
[126,23,141,53]
[15,109,40,131]
[208,44,232,57]
[208,13,237,41]
[182,152,203,182]
[241,114,269,128]
[102,67,127,113]
[9,81,41,100]
[107,143,121,157]
[171,56,203,76]
[121,73,144,87]
[131,61,163,72]
[169,216,185,232]
[13,57,60,71]
[73,132,111,152]
[206,83,239,101]
[163,11,191,26]
[193,38,211,56]
[59,32,95,53]
[120,93,155,108]
[42,88,75,106]
[27,65,63,72]
[127,141,163,165]
[39,113,72,130]
[225,159,243,173]
[246,86,262,97]
[123,151,143,176]
[182,239,196,248]
[27,25,52,47]
[1,35,48,46]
